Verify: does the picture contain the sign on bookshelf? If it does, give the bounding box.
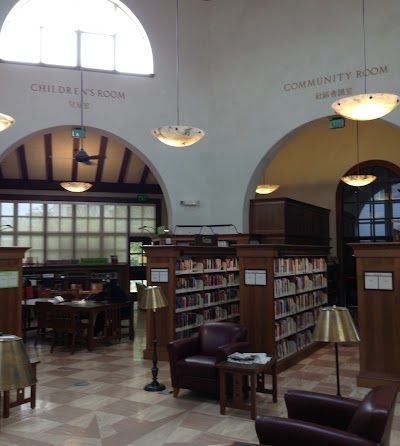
[364,272,393,290]
[0,270,18,288]
[244,269,267,286]
[151,268,169,283]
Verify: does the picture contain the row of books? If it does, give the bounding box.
[176,277,202,291]
[204,306,227,322]
[274,257,327,276]
[204,290,227,305]
[227,303,239,317]
[203,273,225,287]
[276,328,314,359]
[226,288,239,300]
[175,312,204,329]
[274,274,327,297]
[176,293,203,310]
[175,257,239,274]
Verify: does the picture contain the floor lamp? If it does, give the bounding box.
[140,286,168,392]
[313,306,360,396]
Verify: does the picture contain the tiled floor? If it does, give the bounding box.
[1,309,399,445]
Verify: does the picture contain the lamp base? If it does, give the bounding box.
[144,381,166,392]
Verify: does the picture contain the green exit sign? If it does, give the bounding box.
[137,194,148,202]
[72,128,86,138]
[329,117,345,129]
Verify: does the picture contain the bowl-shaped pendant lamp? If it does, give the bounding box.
[0,113,15,131]
[332,93,400,121]
[341,121,376,187]
[152,126,205,147]
[152,0,204,148]
[256,184,280,194]
[331,0,399,121]
[60,181,92,193]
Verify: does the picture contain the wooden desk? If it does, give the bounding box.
[217,358,277,420]
[61,301,134,351]
[1,359,40,418]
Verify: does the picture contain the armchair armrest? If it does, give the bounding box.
[255,416,377,446]
[285,390,360,431]
[167,335,200,362]
[216,341,251,363]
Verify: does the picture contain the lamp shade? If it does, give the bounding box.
[332,93,400,121]
[152,126,205,147]
[341,174,376,187]
[140,286,168,310]
[256,184,280,194]
[313,306,360,343]
[60,181,92,192]
[0,113,15,131]
[0,334,37,391]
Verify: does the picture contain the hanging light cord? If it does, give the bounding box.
[79,65,84,149]
[362,0,367,94]
[176,0,180,125]
[356,121,360,176]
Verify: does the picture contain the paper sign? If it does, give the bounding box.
[0,270,19,288]
[245,269,267,286]
[151,268,169,283]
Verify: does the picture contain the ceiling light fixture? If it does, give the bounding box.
[60,181,92,193]
[256,171,279,194]
[331,0,399,121]
[152,0,204,147]
[341,121,376,187]
[0,113,15,131]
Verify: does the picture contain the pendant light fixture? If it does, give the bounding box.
[341,121,376,187]
[256,171,279,194]
[332,0,399,121]
[60,182,93,193]
[60,66,92,192]
[152,0,205,147]
[0,113,15,131]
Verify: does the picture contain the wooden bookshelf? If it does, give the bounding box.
[142,245,240,361]
[350,242,400,390]
[236,244,330,372]
[0,246,30,337]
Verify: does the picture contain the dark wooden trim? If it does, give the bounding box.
[16,145,28,180]
[118,148,132,183]
[95,136,108,182]
[0,178,162,194]
[44,133,53,181]
[140,165,150,185]
[72,138,80,181]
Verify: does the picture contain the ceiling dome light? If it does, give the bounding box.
[341,174,376,187]
[0,113,15,131]
[60,182,92,193]
[332,93,400,121]
[256,184,280,194]
[152,0,204,148]
[152,126,205,147]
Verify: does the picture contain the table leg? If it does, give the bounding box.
[271,362,278,403]
[219,369,226,415]
[250,373,257,420]
[87,312,96,351]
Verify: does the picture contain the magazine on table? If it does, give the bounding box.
[228,352,272,365]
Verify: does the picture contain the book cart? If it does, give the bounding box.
[142,245,240,361]
[236,244,330,372]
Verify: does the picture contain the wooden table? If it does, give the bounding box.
[23,299,134,350]
[61,301,134,350]
[217,357,277,420]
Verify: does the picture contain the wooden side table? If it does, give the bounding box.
[1,359,40,418]
[217,357,277,420]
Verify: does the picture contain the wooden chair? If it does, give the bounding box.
[34,301,54,346]
[47,305,87,354]
[104,305,122,341]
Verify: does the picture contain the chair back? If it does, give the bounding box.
[48,305,79,335]
[347,385,397,445]
[35,301,54,329]
[104,305,122,340]
[199,322,248,356]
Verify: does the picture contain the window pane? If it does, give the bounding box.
[392,203,400,219]
[81,33,114,70]
[0,203,14,215]
[41,28,77,66]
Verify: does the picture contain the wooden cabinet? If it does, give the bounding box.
[23,263,130,298]
[0,246,30,337]
[236,244,330,372]
[249,198,330,246]
[350,242,400,390]
[143,245,240,361]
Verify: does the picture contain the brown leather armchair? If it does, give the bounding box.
[255,385,397,446]
[167,322,250,397]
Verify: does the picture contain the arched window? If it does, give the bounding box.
[337,162,400,308]
[0,0,154,75]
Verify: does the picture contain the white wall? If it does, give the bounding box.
[0,0,400,238]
